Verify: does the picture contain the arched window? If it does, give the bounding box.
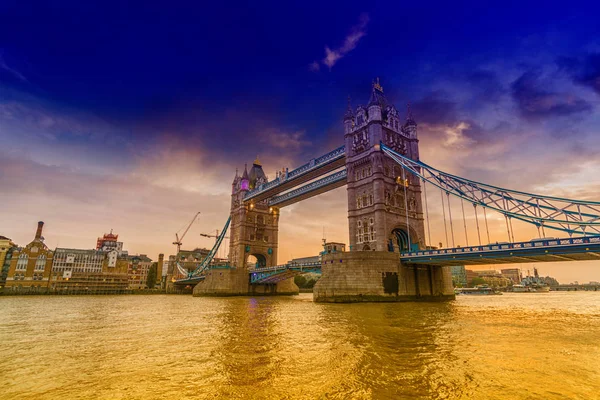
[35,254,46,271]
[16,254,28,271]
[357,197,362,209]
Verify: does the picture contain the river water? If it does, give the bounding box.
[0,292,599,400]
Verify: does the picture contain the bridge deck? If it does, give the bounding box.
[244,146,345,204]
[401,236,600,266]
[250,262,321,284]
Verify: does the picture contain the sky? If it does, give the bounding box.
[1,0,600,283]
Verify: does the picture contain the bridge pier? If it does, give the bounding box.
[192,267,298,296]
[313,251,454,303]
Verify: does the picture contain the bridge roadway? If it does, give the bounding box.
[400,235,600,266]
[175,236,600,287]
[244,145,345,204]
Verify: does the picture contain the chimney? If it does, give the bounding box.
[35,221,44,240]
[157,253,164,283]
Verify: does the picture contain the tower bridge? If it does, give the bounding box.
[172,79,600,302]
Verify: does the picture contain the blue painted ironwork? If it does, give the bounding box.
[188,216,231,278]
[401,235,600,265]
[268,169,347,206]
[244,145,345,201]
[249,261,321,284]
[381,143,600,236]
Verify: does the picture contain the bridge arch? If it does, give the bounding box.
[246,253,267,269]
[389,224,421,253]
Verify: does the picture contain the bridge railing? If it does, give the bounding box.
[402,235,600,257]
[244,145,345,201]
[250,261,322,274]
[269,169,347,206]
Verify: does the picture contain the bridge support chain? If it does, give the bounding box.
[313,251,454,303]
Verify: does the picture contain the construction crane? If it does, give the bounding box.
[200,229,230,260]
[200,230,230,244]
[173,212,201,253]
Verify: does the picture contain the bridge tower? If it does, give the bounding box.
[193,159,298,296]
[344,79,425,252]
[314,79,454,302]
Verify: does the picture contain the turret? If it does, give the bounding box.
[248,157,267,189]
[231,168,240,193]
[402,103,417,138]
[367,78,385,122]
[344,96,355,134]
[240,164,250,191]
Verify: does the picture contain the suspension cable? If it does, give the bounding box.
[461,198,469,247]
[502,197,511,241]
[422,178,432,248]
[508,217,515,243]
[483,206,491,244]
[447,192,455,247]
[474,204,482,246]
[441,187,449,248]
[402,168,411,249]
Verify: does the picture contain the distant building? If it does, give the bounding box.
[49,247,128,294]
[477,269,499,276]
[290,256,320,264]
[322,242,346,255]
[126,254,153,289]
[450,265,467,287]
[501,268,522,284]
[96,230,127,256]
[466,269,478,286]
[0,235,17,289]
[168,248,211,280]
[5,222,54,293]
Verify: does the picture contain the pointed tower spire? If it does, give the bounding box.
[368,77,386,107]
[405,102,416,126]
[344,95,355,121]
[240,164,250,191]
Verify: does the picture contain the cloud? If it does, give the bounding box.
[260,129,311,150]
[557,52,600,95]
[308,61,320,72]
[511,70,593,120]
[0,52,28,83]
[311,13,369,71]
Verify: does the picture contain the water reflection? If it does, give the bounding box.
[0,293,599,399]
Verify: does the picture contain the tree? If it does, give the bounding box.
[146,263,157,289]
[294,275,307,288]
[470,277,486,287]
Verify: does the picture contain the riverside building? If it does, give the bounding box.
[126,254,153,289]
[0,235,17,289]
[49,247,129,294]
[5,222,54,293]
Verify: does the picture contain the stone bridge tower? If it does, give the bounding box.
[314,79,454,302]
[228,160,279,271]
[193,159,297,296]
[344,79,426,253]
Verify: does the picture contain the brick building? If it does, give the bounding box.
[5,222,54,293]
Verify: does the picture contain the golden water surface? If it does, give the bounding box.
[1,292,599,399]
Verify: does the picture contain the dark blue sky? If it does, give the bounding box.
[2,1,599,149]
[1,0,600,281]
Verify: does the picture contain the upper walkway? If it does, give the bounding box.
[243,145,345,204]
